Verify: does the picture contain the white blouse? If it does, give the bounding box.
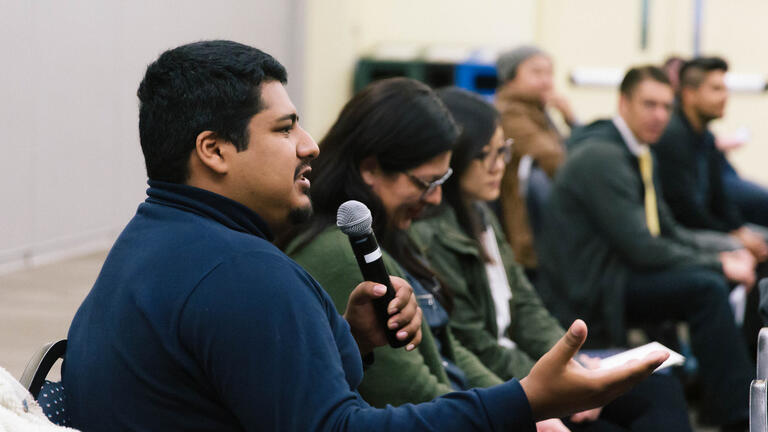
[479,226,517,350]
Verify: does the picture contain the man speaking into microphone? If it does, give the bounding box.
[63,40,667,431]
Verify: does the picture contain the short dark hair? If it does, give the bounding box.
[619,65,671,97]
[137,40,287,183]
[679,56,729,89]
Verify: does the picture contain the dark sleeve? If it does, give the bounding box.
[711,149,744,229]
[571,144,721,272]
[179,251,535,432]
[654,129,734,231]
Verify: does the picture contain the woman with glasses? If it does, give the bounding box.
[409,88,691,432]
[282,78,505,409]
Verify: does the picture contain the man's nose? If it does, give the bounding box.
[297,127,319,159]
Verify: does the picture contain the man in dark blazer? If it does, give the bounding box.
[537,65,755,431]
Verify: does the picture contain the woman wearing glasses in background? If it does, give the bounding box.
[409,87,692,432]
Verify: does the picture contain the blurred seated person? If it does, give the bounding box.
[654,56,768,263]
[536,65,755,431]
[410,87,692,432]
[494,46,577,278]
[662,55,768,229]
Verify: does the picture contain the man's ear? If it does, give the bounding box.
[359,155,380,187]
[193,130,232,175]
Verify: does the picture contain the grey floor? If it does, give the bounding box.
[0,251,718,431]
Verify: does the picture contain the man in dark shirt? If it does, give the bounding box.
[655,56,768,262]
[63,40,666,431]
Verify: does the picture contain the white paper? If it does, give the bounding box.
[596,342,686,372]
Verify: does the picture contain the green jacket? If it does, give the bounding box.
[285,225,503,408]
[410,205,564,380]
[538,119,729,346]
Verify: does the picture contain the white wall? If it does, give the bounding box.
[700,0,768,185]
[302,0,537,141]
[538,0,768,185]
[0,0,305,273]
[537,0,694,123]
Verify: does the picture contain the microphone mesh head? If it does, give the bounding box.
[337,200,373,237]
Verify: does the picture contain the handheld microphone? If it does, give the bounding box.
[337,200,407,348]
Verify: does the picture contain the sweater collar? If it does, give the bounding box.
[145,180,274,241]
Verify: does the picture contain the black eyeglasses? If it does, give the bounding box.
[478,138,514,171]
[404,168,453,199]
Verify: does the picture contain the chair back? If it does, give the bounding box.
[20,339,71,427]
[20,339,66,399]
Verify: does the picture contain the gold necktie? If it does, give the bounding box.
[638,151,660,237]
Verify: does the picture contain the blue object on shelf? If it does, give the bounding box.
[454,63,498,100]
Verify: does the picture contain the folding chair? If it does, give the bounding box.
[19,339,71,427]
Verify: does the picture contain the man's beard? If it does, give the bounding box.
[695,105,720,124]
[288,202,314,225]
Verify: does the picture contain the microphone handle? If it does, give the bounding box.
[348,234,408,348]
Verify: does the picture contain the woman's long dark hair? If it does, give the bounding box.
[436,87,501,261]
[282,78,459,304]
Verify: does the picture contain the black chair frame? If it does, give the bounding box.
[19,339,67,399]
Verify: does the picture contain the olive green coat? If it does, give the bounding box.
[410,205,564,380]
[286,226,502,408]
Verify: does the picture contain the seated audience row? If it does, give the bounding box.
[495,48,768,430]
[285,79,690,431]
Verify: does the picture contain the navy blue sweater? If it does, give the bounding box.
[63,181,533,431]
